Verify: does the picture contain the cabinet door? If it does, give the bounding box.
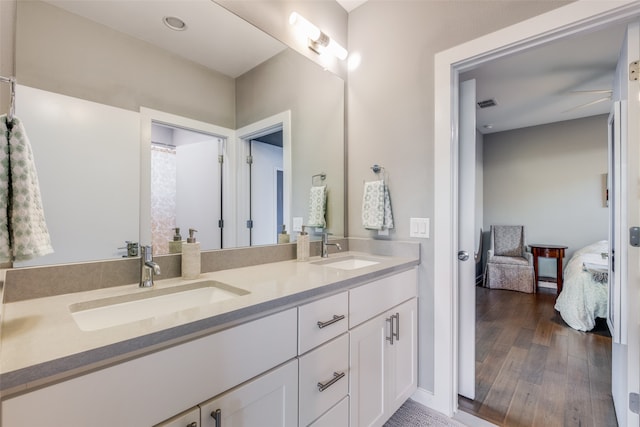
[154,407,200,427]
[199,359,298,427]
[349,314,387,427]
[386,298,418,415]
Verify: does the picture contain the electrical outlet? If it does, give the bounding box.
[292,217,303,232]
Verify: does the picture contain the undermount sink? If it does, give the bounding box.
[70,280,249,331]
[312,255,380,271]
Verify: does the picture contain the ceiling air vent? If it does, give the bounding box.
[477,99,497,109]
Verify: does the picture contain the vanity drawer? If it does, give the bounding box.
[299,334,349,426]
[349,268,417,328]
[309,396,349,427]
[298,291,348,354]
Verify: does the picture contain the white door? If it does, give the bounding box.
[611,21,640,427]
[176,138,223,250]
[458,79,477,400]
[250,140,283,246]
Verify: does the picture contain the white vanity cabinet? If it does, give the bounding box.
[2,265,418,427]
[1,308,297,427]
[348,269,418,427]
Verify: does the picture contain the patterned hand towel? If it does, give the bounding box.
[0,115,53,262]
[362,180,394,230]
[307,185,327,228]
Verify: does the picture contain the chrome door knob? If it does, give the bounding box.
[458,250,469,261]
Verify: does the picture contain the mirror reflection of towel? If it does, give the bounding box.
[307,185,326,228]
[0,115,53,262]
[362,180,394,230]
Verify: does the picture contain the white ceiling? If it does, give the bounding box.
[462,23,628,134]
[336,0,368,13]
[45,0,286,78]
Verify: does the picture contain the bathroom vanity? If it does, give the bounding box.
[0,250,418,426]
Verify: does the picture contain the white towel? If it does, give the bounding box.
[307,185,326,228]
[362,180,394,230]
[0,115,53,262]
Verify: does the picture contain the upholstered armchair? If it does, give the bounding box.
[484,225,535,293]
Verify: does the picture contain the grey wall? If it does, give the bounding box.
[236,49,345,236]
[483,115,609,277]
[347,0,572,392]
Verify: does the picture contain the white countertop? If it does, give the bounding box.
[0,251,418,397]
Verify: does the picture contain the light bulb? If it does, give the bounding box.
[289,12,321,41]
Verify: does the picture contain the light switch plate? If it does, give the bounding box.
[292,217,303,232]
[410,218,429,238]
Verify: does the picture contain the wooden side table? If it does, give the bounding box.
[529,244,568,295]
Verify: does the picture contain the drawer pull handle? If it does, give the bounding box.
[317,314,345,329]
[211,409,221,426]
[393,312,400,341]
[317,371,345,392]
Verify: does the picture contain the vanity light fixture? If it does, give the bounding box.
[289,12,348,60]
[163,16,187,31]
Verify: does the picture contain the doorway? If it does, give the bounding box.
[431,2,640,425]
[150,123,226,254]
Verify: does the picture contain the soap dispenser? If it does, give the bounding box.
[168,227,183,254]
[297,226,309,261]
[278,224,290,244]
[181,228,201,279]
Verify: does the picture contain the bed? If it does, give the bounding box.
[554,240,609,332]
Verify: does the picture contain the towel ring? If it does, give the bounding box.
[312,173,326,186]
[371,164,384,174]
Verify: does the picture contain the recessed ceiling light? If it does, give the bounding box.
[163,16,187,31]
[484,124,494,129]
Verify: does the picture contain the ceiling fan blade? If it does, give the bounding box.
[562,96,611,113]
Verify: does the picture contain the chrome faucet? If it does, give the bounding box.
[321,232,342,258]
[140,245,161,288]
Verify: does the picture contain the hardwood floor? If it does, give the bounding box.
[458,287,617,427]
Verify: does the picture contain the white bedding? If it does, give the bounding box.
[554,240,608,331]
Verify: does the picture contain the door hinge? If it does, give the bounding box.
[218,155,224,164]
[630,60,639,81]
[218,219,224,228]
[246,219,253,229]
[246,155,253,165]
[630,392,640,414]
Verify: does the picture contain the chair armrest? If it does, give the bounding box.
[525,251,533,264]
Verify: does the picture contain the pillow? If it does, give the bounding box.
[493,226,524,257]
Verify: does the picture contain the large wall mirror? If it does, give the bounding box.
[14,0,345,266]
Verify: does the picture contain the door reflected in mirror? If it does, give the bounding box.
[150,123,225,255]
